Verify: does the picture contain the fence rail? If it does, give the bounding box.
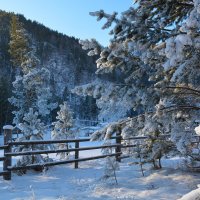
[7,153,122,171]
[5,144,122,156]
[0,145,8,150]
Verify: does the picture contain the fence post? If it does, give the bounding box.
[115,131,121,162]
[74,141,79,169]
[3,125,13,180]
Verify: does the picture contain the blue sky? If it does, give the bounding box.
[0,0,133,46]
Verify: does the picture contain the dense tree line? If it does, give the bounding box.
[0,10,99,129]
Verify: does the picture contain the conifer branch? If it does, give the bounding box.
[166,86,200,95]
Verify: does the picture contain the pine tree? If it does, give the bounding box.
[8,17,57,169]
[9,17,57,125]
[74,0,200,169]
[51,102,74,159]
[0,77,12,129]
[9,15,30,69]
[15,108,53,173]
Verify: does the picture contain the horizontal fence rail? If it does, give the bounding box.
[8,153,122,171]
[0,145,8,150]
[0,157,5,161]
[9,138,90,145]
[0,171,10,176]
[8,136,120,145]
[5,144,137,157]
[5,144,121,156]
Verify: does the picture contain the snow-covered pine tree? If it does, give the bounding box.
[9,66,57,125]
[15,108,52,173]
[73,0,200,169]
[9,16,57,125]
[51,102,74,159]
[151,0,200,168]
[8,16,57,169]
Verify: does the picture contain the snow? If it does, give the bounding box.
[0,132,200,199]
[3,125,14,130]
[177,185,200,200]
[0,136,200,200]
[0,157,199,200]
[195,125,200,136]
[171,64,185,82]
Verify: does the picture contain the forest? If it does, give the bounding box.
[0,10,99,130]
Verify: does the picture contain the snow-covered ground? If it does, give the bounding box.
[0,132,200,199]
[0,155,200,199]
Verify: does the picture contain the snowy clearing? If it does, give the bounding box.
[0,133,200,200]
[0,157,199,200]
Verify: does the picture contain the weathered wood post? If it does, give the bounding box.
[115,131,122,162]
[74,140,79,169]
[3,125,13,180]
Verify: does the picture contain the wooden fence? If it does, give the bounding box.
[0,125,140,180]
[0,125,187,181]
